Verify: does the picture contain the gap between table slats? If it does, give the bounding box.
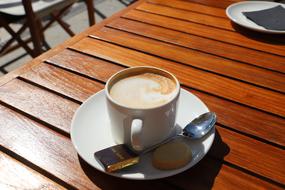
[4,50,283,185]
[166,156,282,190]
[21,50,280,147]
[20,63,104,103]
[0,85,283,190]
[0,79,79,134]
[1,0,283,189]
[181,0,243,9]
[147,0,227,18]
[69,37,285,117]
[0,104,176,190]
[139,0,285,45]
[105,18,285,73]
[136,2,234,31]
[0,151,66,190]
[122,10,285,57]
[89,27,285,93]
[30,54,285,149]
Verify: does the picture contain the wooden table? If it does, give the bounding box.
[0,0,284,189]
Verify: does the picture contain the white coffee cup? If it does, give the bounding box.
[105,66,180,152]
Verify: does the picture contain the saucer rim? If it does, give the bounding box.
[70,89,215,180]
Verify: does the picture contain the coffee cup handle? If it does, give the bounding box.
[131,119,143,151]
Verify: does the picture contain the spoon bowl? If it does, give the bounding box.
[183,112,217,139]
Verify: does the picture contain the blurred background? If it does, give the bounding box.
[0,0,134,76]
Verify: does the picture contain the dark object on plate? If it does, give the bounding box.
[94,144,139,172]
[243,5,285,30]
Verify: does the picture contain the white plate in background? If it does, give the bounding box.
[226,1,285,34]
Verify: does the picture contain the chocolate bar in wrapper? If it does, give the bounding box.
[94,144,139,172]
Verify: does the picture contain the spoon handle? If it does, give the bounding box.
[139,112,216,155]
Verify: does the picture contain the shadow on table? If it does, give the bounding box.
[78,129,229,190]
[164,130,230,190]
[78,156,171,190]
[230,22,285,45]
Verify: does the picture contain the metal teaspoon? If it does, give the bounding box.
[141,112,217,154]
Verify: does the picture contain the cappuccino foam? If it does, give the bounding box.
[110,73,176,109]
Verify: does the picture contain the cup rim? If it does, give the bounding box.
[105,66,180,110]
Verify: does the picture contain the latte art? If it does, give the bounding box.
[110,73,177,108]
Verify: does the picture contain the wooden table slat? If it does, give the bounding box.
[49,51,285,184]
[123,10,285,56]
[107,18,285,73]
[147,0,227,18]
[137,2,233,31]
[70,38,285,117]
[0,104,197,190]
[48,50,285,147]
[0,104,282,190]
[211,127,285,185]
[0,105,98,190]
[90,27,285,93]
[46,50,123,82]
[0,79,79,134]
[168,157,283,190]
[0,0,284,188]
[183,0,242,9]
[0,152,66,190]
[192,89,285,148]
[20,63,104,103]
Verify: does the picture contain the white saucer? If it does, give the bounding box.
[71,89,215,180]
[226,1,285,34]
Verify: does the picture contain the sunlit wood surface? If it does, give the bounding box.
[0,0,284,189]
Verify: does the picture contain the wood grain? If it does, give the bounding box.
[168,156,283,190]
[46,50,285,183]
[0,0,283,189]
[0,105,282,190]
[0,0,143,87]
[122,10,285,56]
[47,50,285,147]
[107,18,285,73]
[70,38,285,117]
[20,62,104,102]
[184,0,242,8]
[47,49,123,82]
[211,127,285,185]
[147,0,227,18]
[0,79,79,133]
[0,152,66,190]
[136,3,233,30]
[90,27,285,93]
[191,89,285,147]
[0,105,98,190]
[0,105,179,190]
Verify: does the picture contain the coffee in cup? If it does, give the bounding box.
[105,66,180,152]
[109,72,177,109]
